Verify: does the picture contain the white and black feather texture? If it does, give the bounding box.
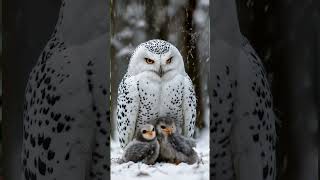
[117,39,197,149]
[21,1,109,180]
[210,0,276,179]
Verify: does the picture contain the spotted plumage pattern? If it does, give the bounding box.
[143,39,170,54]
[117,39,197,149]
[210,35,276,180]
[21,1,109,180]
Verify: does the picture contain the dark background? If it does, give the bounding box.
[1,0,319,180]
[236,0,319,179]
[2,0,61,179]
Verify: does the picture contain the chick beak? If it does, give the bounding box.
[159,66,163,77]
[164,127,172,135]
[147,131,154,137]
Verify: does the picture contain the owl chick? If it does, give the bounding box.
[120,124,159,165]
[156,117,198,165]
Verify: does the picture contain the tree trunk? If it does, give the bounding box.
[182,0,204,129]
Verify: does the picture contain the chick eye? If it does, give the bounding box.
[152,128,155,131]
[161,126,166,129]
[145,58,155,64]
[142,130,147,134]
[166,57,173,64]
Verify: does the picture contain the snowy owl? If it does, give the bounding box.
[117,39,197,149]
[21,1,109,180]
[210,0,276,179]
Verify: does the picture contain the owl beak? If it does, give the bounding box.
[163,127,172,135]
[159,66,163,77]
[147,131,155,138]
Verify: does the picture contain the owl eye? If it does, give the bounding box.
[166,57,173,64]
[142,130,147,134]
[145,58,155,64]
[161,126,166,129]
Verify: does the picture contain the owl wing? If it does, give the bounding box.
[117,74,140,149]
[123,141,154,162]
[169,134,194,155]
[230,35,277,180]
[182,75,197,137]
[181,136,197,147]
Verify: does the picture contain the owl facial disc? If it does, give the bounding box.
[141,124,156,140]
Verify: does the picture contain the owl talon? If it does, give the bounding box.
[174,159,181,165]
[168,159,181,165]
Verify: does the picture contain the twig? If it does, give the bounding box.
[194,153,205,169]
[153,165,169,175]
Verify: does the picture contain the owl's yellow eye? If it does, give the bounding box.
[145,58,155,64]
[166,57,173,64]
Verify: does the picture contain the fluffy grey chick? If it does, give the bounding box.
[156,117,198,165]
[120,124,159,165]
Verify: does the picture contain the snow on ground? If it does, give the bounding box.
[111,129,209,180]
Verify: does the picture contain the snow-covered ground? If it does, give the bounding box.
[111,129,209,180]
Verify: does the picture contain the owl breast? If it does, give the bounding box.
[136,74,185,133]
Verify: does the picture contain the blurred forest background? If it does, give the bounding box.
[110,0,210,138]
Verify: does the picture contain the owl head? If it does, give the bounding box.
[136,124,156,142]
[127,39,186,79]
[156,117,177,137]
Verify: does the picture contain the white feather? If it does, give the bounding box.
[117,39,197,149]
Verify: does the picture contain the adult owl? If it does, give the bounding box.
[21,1,109,180]
[117,39,197,149]
[210,0,276,180]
